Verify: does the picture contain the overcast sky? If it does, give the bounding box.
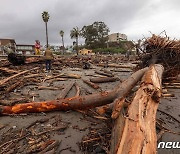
[0,0,179,46]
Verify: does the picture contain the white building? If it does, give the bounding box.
[108,33,127,42]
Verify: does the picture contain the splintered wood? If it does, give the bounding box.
[110,64,164,154]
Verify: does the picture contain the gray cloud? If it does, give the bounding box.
[0,0,179,46]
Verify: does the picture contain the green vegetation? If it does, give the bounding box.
[81,21,109,49]
[70,27,80,55]
[59,30,65,54]
[42,11,50,47]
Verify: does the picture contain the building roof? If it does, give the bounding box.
[0,38,16,46]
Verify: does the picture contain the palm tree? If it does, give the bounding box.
[70,27,80,55]
[59,30,65,54]
[42,11,50,48]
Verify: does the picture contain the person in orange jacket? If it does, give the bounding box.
[35,40,41,55]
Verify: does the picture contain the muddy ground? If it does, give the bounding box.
[0,55,179,154]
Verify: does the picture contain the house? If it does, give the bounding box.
[0,38,35,55]
[79,48,94,55]
[108,33,127,42]
[16,44,35,55]
[0,38,16,54]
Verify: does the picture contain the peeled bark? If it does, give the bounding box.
[110,64,164,154]
[0,68,148,115]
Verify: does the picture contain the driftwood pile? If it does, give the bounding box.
[0,115,67,153]
[137,33,180,80]
[0,54,179,153]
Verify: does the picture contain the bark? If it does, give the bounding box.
[110,64,164,154]
[0,68,148,115]
[82,79,99,89]
[111,98,125,119]
[90,77,119,83]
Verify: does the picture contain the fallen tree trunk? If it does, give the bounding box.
[110,64,164,154]
[90,77,119,83]
[0,68,148,115]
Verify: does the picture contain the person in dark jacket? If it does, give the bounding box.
[44,46,54,72]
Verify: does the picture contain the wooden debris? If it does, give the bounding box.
[137,33,180,80]
[56,82,75,99]
[38,86,63,90]
[82,79,100,89]
[0,67,148,115]
[162,93,175,97]
[90,77,119,83]
[95,70,114,77]
[0,67,19,74]
[110,64,164,154]
[74,82,80,97]
[111,98,125,119]
[60,73,81,79]
[0,67,39,87]
[5,79,24,93]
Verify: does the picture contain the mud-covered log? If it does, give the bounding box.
[90,77,119,83]
[0,68,148,115]
[110,64,164,154]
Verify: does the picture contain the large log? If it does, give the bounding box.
[110,64,164,154]
[0,68,148,115]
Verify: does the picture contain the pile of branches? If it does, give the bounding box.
[137,33,180,80]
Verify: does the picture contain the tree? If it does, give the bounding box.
[59,30,65,54]
[42,11,50,48]
[81,21,109,49]
[70,27,80,55]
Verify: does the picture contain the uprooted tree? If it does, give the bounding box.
[136,33,180,80]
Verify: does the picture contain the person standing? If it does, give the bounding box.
[35,40,41,55]
[44,46,54,73]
